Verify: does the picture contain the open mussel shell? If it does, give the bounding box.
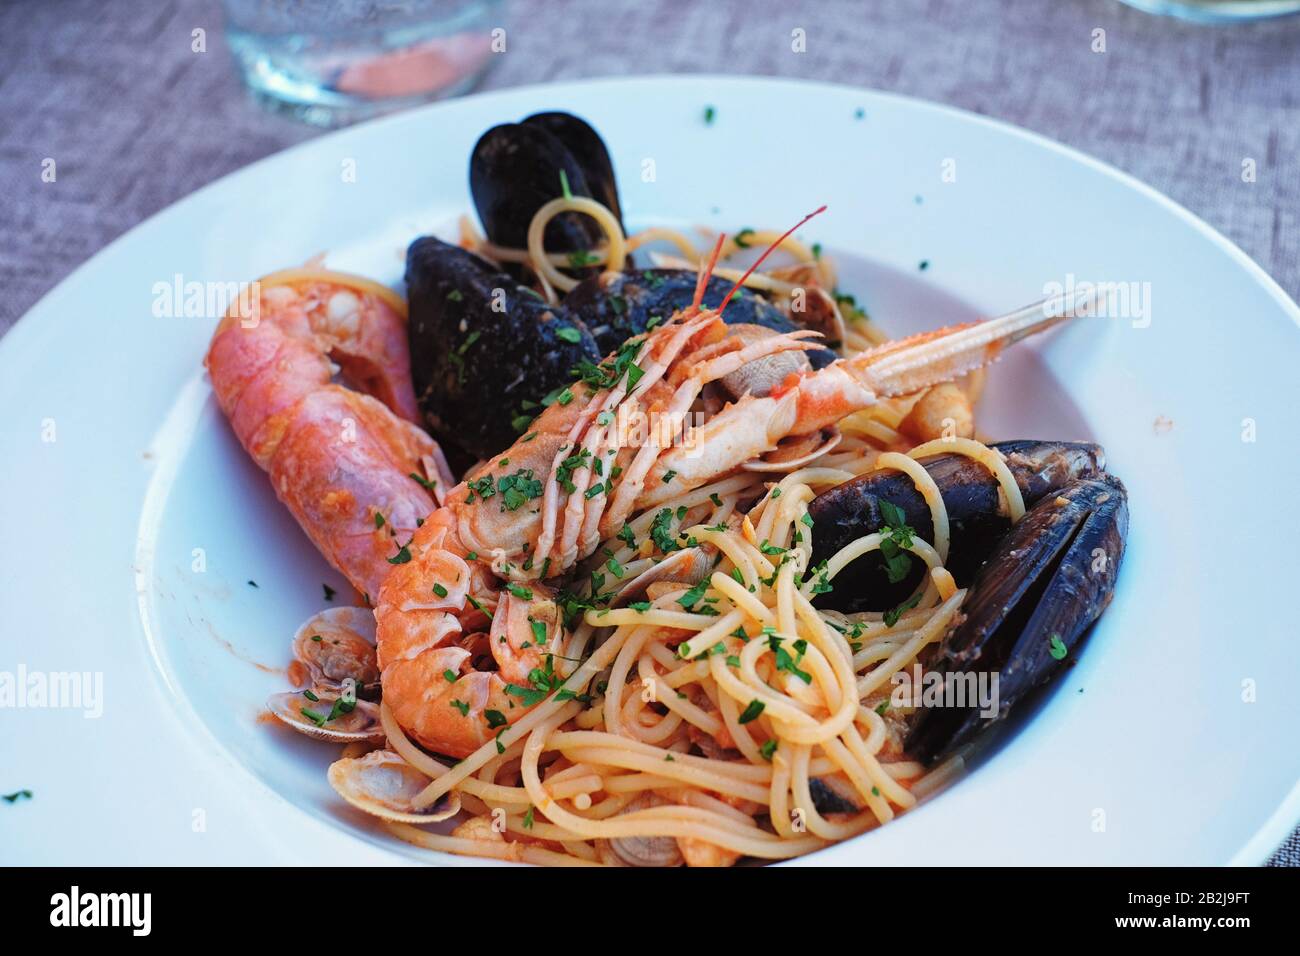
[470,111,623,251]
[328,750,461,824]
[808,439,1105,612]
[906,474,1129,763]
[266,690,385,744]
[292,606,380,693]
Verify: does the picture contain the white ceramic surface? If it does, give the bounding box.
[2,76,1297,866]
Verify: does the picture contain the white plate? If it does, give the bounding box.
[2,76,1297,866]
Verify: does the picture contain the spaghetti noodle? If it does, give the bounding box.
[325,193,1016,866]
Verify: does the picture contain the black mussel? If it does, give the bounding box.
[470,112,623,253]
[808,440,1104,613]
[563,268,839,365]
[906,474,1128,763]
[406,237,600,461]
[523,112,621,218]
[809,777,862,817]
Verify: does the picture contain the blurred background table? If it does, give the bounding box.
[0,0,1295,863]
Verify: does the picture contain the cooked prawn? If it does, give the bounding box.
[375,218,1080,758]
[205,268,453,599]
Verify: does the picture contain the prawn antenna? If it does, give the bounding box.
[717,205,828,316]
[692,232,728,312]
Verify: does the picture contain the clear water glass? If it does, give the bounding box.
[1118,0,1300,21]
[222,0,506,127]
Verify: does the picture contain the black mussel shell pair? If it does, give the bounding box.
[407,111,832,463]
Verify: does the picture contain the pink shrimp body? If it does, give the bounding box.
[205,270,451,599]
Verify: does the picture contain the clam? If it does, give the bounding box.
[612,546,715,607]
[742,428,842,472]
[266,689,385,743]
[291,606,380,695]
[716,323,813,402]
[327,750,461,823]
[607,794,684,867]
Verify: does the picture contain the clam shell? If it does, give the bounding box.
[607,794,683,867]
[716,323,812,401]
[328,750,461,823]
[292,606,380,693]
[743,428,842,472]
[266,690,386,743]
[612,546,714,608]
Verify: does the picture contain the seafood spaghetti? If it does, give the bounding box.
[219,111,1128,867]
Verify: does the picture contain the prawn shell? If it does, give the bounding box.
[328,750,461,823]
[807,440,1104,612]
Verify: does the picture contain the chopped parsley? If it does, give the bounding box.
[530,618,548,645]
[877,499,916,584]
[769,635,812,684]
[677,580,709,611]
[883,593,921,628]
[556,325,582,343]
[497,468,544,511]
[409,471,438,493]
[649,508,679,553]
[738,699,766,724]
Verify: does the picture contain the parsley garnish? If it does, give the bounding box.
[883,593,921,627]
[738,699,765,724]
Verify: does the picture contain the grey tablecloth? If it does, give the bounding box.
[0,0,1295,864]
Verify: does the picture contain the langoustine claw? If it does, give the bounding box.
[905,474,1129,762]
